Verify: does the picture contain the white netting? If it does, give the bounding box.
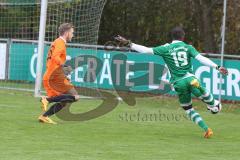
[0,0,106,97]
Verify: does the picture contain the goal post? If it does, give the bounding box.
[219,0,227,102]
[35,0,48,97]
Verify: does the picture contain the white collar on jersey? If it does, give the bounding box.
[60,36,67,43]
[171,40,182,44]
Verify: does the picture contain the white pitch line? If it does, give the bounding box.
[0,104,18,108]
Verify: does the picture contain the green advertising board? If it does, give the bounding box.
[9,42,240,101]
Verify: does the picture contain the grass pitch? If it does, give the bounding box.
[0,89,240,160]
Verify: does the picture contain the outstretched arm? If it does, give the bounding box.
[195,54,218,68]
[195,54,228,75]
[114,35,153,54]
[131,43,154,54]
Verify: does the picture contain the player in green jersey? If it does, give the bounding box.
[115,26,228,138]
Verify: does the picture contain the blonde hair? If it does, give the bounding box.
[58,23,73,36]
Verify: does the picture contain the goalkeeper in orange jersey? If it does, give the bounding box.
[38,23,80,124]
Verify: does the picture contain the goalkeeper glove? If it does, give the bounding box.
[63,65,72,76]
[114,35,132,47]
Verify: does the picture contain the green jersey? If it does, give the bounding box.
[153,41,199,83]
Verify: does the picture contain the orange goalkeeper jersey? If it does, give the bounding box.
[43,37,66,81]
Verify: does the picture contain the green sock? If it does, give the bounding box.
[186,108,208,131]
[201,92,215,106]
[192,84,215,107]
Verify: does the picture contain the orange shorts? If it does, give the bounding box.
[43,67,74,97]
[43,77,74,98]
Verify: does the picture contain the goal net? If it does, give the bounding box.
[0,0,106,97]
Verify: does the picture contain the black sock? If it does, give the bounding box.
[43,103,65,117]
[47,94,75,103]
